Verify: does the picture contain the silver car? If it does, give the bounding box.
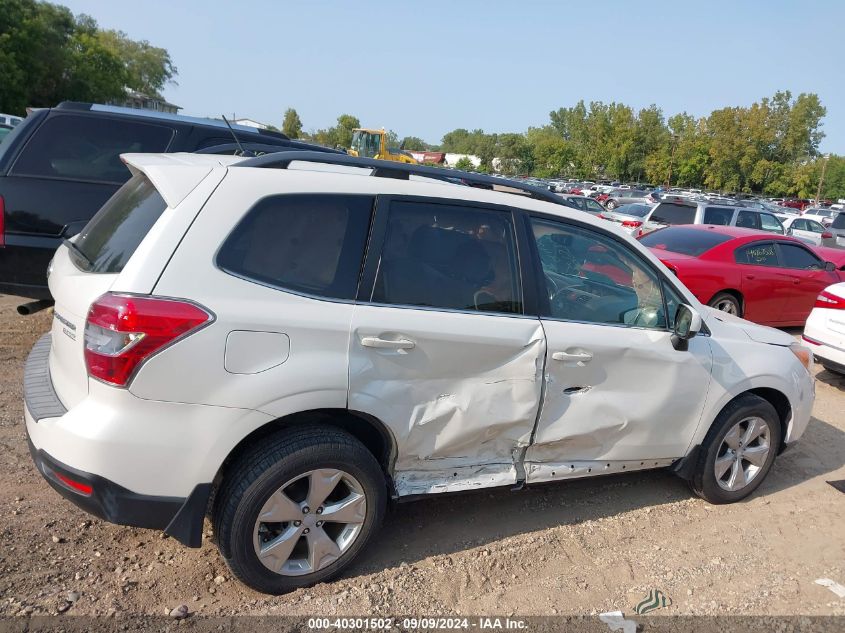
[641,201,785,236]
[601,202,654,235]
[604,189,650,210]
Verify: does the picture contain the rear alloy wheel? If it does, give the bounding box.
[708,292,741,316]
[214,427,386,594]
[606,200,617,210]
[690,394,781,504]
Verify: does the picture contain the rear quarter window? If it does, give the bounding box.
[649,203,696,225]
[217,194,373,300]
[71,174,168,273]
[11,114,174,183]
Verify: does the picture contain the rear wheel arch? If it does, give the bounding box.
[211,409,397,502]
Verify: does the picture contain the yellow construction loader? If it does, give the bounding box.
[348,128,418,163]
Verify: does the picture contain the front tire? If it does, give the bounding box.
[689,394,782,504]
[213,426,386,594]
[605,199,617,210]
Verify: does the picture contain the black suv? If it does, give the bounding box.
[0,102,337,299]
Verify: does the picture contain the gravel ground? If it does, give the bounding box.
[1,292,844,620]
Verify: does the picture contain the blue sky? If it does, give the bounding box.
[59,0,845,152]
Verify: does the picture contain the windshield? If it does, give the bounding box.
[350,130,380,158]
[640,227,733,256]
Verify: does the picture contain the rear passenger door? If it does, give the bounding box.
[348,197,545,497]
[775,242,839,323]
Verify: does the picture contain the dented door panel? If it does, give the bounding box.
[526,321,712,471]
[348,305,545,496]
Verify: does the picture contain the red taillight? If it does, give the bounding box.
[54,471,93,496]
[822,232,833,239]
[0,195,5,247]
[814,290,845,310]
[84,293,212,386]
[622,220,643,228]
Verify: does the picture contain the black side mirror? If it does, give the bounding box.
[672,304,702,351]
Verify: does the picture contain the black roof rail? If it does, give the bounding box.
[234,151,566,205]
[196,143,344,157]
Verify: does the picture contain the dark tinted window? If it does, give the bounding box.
[639,227,733,256]
[71,174,167,273]
[703,207,734,226]
[735,242,778,266]
[372,201,521,314]
[778,243,822,269]
[831,213,845,229]
[735,211,761,230]
[12,114,173,183]
[218,194,373,300]
[650,203,696,225]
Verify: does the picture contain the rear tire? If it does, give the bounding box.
[606,200,617,210]
[689,394,781,504]
[213,426,386,594]
[708,292,741,317]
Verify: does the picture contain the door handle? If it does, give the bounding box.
[361,336,415,350]
[552,351,593,363]
[745,274,755,280]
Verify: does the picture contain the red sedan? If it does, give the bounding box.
[639,225,845,326]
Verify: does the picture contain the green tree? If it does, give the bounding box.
[399,136,430,150]
[96,29,176,96]
[282,107,302,138]
[454,156,474,171]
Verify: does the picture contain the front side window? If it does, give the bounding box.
[778,243,822,270]
[371,201,522,314]
[807,220,825,233]
[217,194,373,300]
[12,114,174,183]
[735,242,778,266]
[759,213,784,234]
[531,217,667,328]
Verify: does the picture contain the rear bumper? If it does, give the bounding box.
[23,334,213,547]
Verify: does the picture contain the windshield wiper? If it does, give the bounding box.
[62,238,94,269]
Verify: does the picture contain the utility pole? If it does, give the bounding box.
[815,153,830,205]
[665,134,678,189]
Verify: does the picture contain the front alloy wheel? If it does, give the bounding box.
[713,417,771,492]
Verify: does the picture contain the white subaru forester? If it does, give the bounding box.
[25,151,815,594]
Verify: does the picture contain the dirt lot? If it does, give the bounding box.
[1,292,844,620]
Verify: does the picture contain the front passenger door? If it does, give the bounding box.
[524,216,713,482]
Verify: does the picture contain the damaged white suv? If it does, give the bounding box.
[25,151,815,594]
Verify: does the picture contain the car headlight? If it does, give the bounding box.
[789,342,814,374]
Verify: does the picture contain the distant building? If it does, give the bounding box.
[232,118,272,130]
[111,89,181,114]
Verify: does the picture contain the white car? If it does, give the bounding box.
[781,216,838,248]
[25,151,815,594]
[802,208,840,228]
[803,282,845,374]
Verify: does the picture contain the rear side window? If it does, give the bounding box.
[71,174,167,273]
[735,211,761,230]
[371,201,522,314]
[639,227,733,256]
[832,214,845,229]
[735,242,778,266]
[703,207,734,226]
[650,203,696,225]
[217,194,373,300]
[12,114,174,183]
